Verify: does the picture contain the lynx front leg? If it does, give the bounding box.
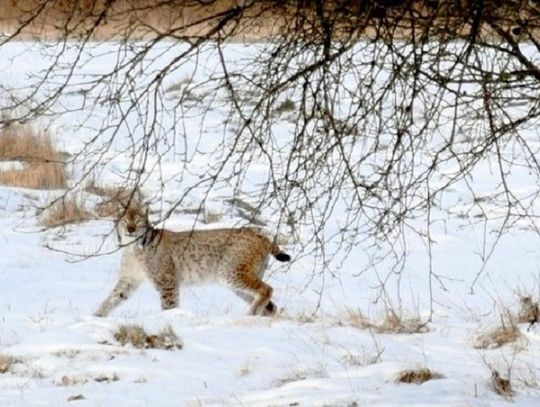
[94,277,141,317]
[150,262,179,311]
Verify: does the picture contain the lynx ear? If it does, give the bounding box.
[142,201,150,218]
[129,186,148,213]
[138,196,151,221]
[132,186,144,207]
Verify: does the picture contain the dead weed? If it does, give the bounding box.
[396,368,443,384]
[474,314,523,349]
[0,124,66,189]
[86,182,134,218]
[0,354,21,374]
[114,324,183,350]
[40,196,92,228]
[347,309,428,334]
[491,369,513,399]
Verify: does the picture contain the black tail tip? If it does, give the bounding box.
[275,252,291,262]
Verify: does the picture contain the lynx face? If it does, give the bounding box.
[117,207,150,245]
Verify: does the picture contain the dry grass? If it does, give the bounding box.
[474,325,522,349]
[0,124,66,189]
[94,373,119,383]
[85,182,124,200]
[1,0,538,43]
[59,375,89,386]
[341,350,383,367]
[0,0,285,41]
[95,199,125,219]
[378,311,428,334]
[86,182,141,218]
[347,309,428,334]
[59,373,118,386]
[476,314,522,349]
[0,354,21,374]
[396,368,443,384]
[346,309,373,330]
[0,163,66,189]
[114,324,183,350]
[40,196,92,228]
[275,309,317,324]
[491,369,514,399]
[474,311,523,349]
[274,364,327,386]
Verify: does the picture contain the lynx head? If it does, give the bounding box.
[117,205,150,245]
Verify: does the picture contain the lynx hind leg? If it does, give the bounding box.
[256,257,277,315]
[232,264,274,316]
[94,277,141,317]
[234,290,277,316]
[264,300,277,316]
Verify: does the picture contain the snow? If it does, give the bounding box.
[0,41,539,406]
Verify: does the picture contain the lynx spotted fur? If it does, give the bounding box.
[95,206,290,317]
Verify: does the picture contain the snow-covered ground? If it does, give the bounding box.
[0,42,539,406]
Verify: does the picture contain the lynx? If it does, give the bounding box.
[94,205,290,317]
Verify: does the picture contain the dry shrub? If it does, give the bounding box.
[396,368,443,384]
[341,350,383,367]
[95,199,124,219]
[274,364,327,386]
[0,163,66,189]
[86,182,141,218]
[60,373,118,385]
[40,196,92,228]
[491,369,513,399]
[274,309,317,324]
[85,181,123,199]
[94,373,119,383]
[59,375,89,386]
[378,311,428,334]
[475,325,521,349]
[474,314,522,349]
[0,354,21,374]
[346,309,372,329]
[114,324,183,350]
[0,124,66,189]
[347,309,428,334]
[0,123,58,160]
